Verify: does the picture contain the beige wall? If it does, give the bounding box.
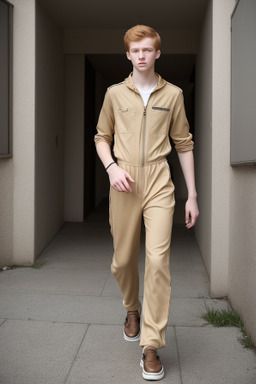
[195,0,256,346]
[195,0,236,297]
[195,1,256,346]
[0,0,36,267]
[0,160,13,267]
[194,0,213,275]
[210,0,236,296]
[229,167,256,343]
[35,2,65,255]
[228,0,256,347]
[64,55,85,221]
[12,0,36,265]
[227,0,256,345]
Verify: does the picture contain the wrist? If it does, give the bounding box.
[105,161,116,172]
[188,193,197,200]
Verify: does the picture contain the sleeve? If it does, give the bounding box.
[94,89,115,146]
[169,91,194,152]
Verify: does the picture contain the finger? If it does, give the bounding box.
[113,181,131,193]
[120,176,133,192]
[126,174,135,183]
[186,219,193,229]
[113,183,122,192]
[185,210,190,226]
[121,181,132,192]
[186,220,194,229]
[186,212,198,228]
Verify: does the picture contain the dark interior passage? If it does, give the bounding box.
[84,53,197,218]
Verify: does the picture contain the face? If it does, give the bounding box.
[126,37,161,72]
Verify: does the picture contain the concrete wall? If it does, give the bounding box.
[194,0,256,345]
[0,0,36,267]
[35,2,65,255]
[195,0,236,297]
[210,0,236,296]
[64,55,85,221]
[229,167,256,344]
[227,0,256,347]
[12,0,36,265]
[194,0,213,275]
[0,159,13,267]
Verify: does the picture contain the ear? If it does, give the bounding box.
[126,51,131,61]
[155,50,161,60]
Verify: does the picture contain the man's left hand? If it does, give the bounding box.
[185,197,199,229]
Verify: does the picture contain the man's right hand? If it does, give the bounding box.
[107,163,134,192]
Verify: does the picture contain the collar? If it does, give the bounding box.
[124,73,167,93]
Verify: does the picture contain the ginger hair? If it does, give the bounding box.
[124,25,161,52]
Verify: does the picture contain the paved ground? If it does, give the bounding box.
[0,201,255,384]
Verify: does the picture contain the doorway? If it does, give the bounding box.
[85,53,196,215]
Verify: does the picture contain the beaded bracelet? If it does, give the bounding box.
[105,161,116,171]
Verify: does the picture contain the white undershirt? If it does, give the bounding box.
[137,85,157,107]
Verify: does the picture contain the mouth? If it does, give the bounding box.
[139,62,146,66]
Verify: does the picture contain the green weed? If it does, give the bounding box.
[202,306,255,351]
[1,262,44,271]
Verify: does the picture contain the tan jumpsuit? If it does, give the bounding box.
[95,73,194,349]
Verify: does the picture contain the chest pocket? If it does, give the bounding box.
[116,107,136,133]
[150,106,171,135]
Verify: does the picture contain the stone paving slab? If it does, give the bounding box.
[38,236,113,267]
[170,252,206,273]
[65,325,182,384]
[0,291,232,329]
[169,298,208,327]
[0,292,125,324]
[0,267,109,296]
[204,298,232,312]
[175,326,256,384]
[39,249,112,270]
[54,221,110,237]
[0,217,255,384]
[171,270,210,298]
[0,319,88,384]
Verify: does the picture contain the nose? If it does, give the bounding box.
[139,50,145,60]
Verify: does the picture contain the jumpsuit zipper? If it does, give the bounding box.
[139,87,157,166]
[141,106,147,166]
[138,106,146,195]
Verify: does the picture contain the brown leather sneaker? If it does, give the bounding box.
[140,346,164,381]
[123,310,140,341]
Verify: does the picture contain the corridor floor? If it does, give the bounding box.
[0,201,255,383]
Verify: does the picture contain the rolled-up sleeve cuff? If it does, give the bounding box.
[94,134,112,146]
[174,133,194,152]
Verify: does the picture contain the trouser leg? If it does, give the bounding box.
[109,187,142,311]
[140,163,175,349]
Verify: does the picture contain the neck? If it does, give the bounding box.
[132,68,158,91]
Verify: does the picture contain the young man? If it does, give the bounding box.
[95,25,199,381]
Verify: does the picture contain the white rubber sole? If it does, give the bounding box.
[123,330,141,342]
[140,358,165,381]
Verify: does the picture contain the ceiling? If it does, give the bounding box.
[39,0,209,83]
[39,0,209,30]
